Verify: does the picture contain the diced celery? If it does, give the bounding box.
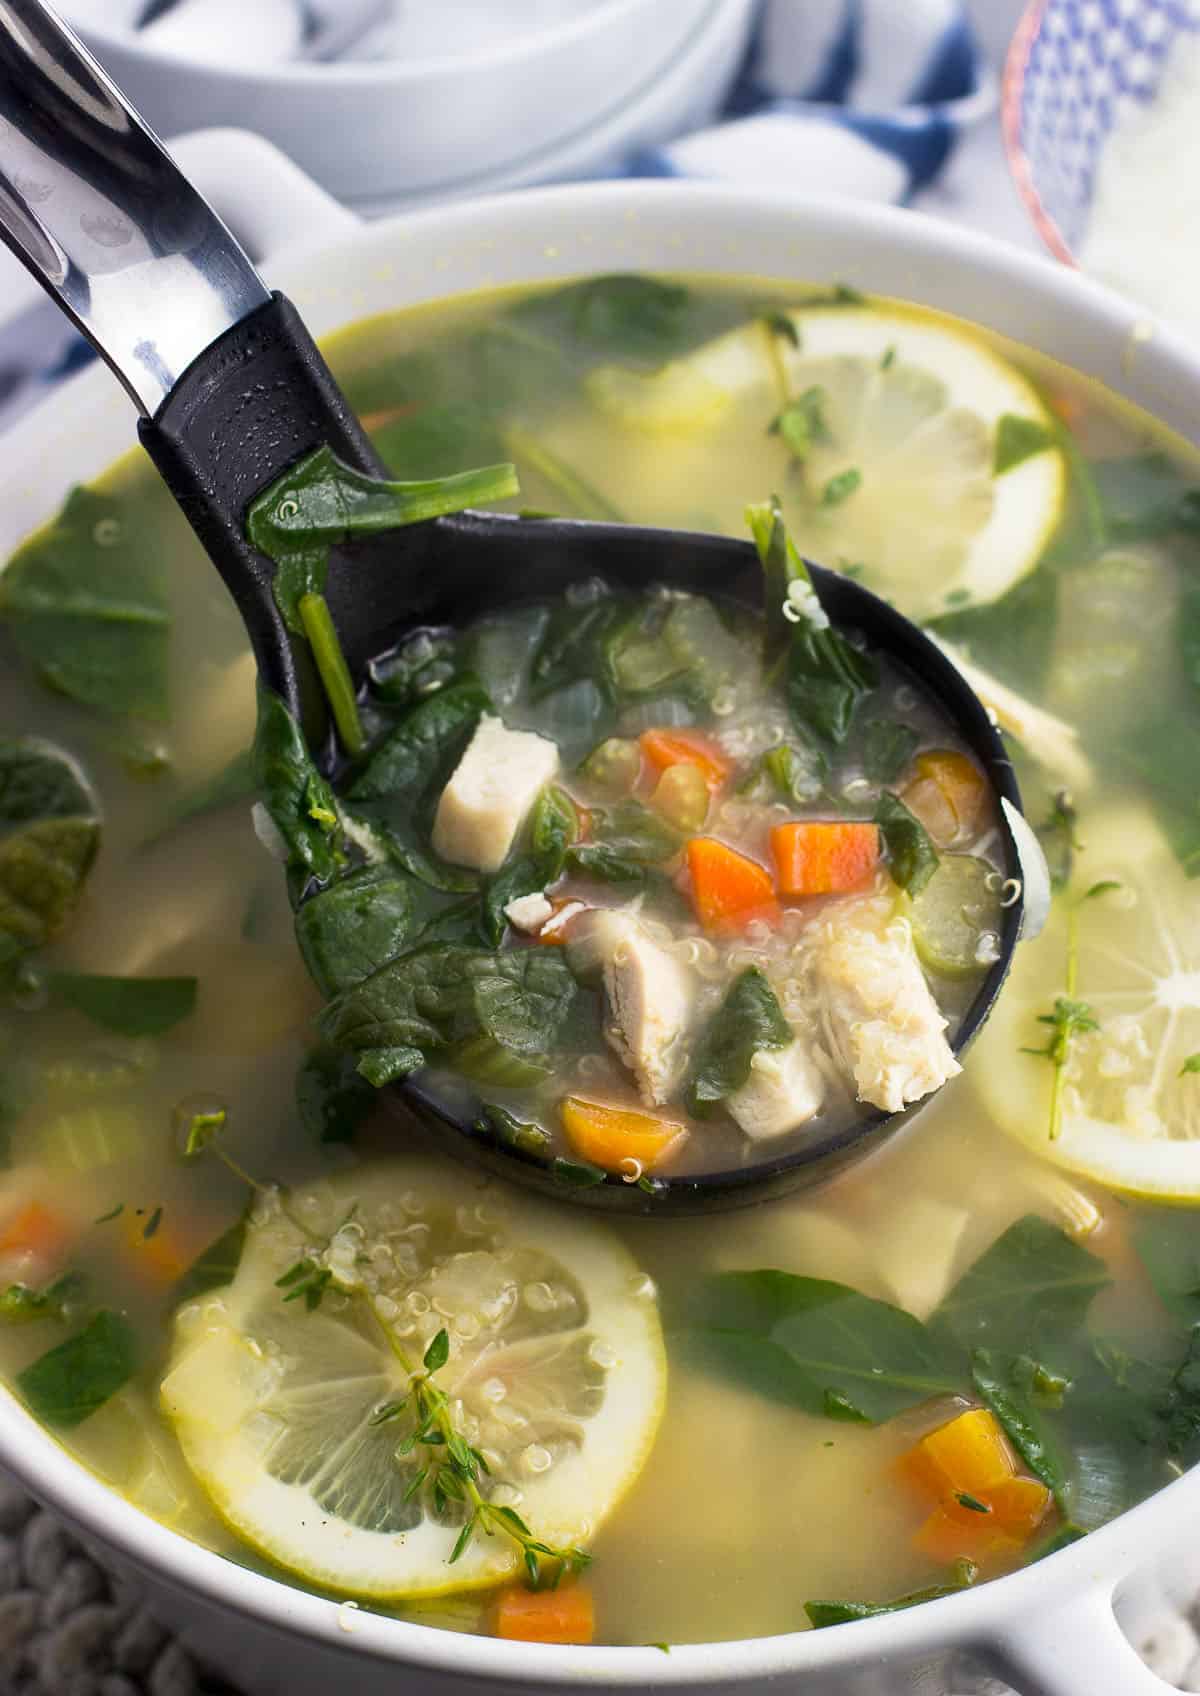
[650,764,709,833]
[580,737,641,795]
[907,855,1003,979]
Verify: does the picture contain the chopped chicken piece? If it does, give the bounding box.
[588,910,695,1107]
[817,907,960,1114]
[504,892,553,934]
[727,1038,826,1141]
[432,715,559,874]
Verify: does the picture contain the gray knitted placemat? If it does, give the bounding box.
[0,1470,243,1696]
[3,1461,1199,1696]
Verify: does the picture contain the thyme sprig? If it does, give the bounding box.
[370,1326,591,1588]
[1022,881,1119,1140]
[185,1115,588,1588]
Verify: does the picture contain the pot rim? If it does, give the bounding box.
[2,173,1199,1684]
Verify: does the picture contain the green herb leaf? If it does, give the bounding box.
[50,973,197,1038]
[688,968,792,1117]
[0,740,100,966]
[994,415,1056,476]
[172,1218,247,1303]
[295,866,416,998]
[821,468,861,507]
[742,741,827,806]
[16,1309,137,1429]
[246,445,519,634]
[1181,1055,1200,1078]
[181,1109,227,1158]
[861,721,919,785]
[0,484,170,720]
[770,387,827,464]
[874,793,938,896]
[805,1561,977,1630]
[424,1328,450,1372]
[0,1270,86,1326]
[689,1270,962,1423]
[933,1215,1110,1358]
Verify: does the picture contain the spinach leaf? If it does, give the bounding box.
[367,632,459,707]
[320,944,579,1084]
[474,1102,552,1159]
[17,1309,137,1429]
[0,741,101,968]
[970,1349,1069,1507]
[346,678,491,805]
[173,1219,247,1304]
[1094,453,1200,543]
[564,843,647,886]
[933,1215,1110,1359]
[740,741,827,806]
[746,496,878,740]
[805,1562,977,1630]
[688,1269,962,1423]
[246,445,519,634]
[252,685,344,885]
[1134,1212,1200,1328]
[0,484,170,720]
[375,403,505,484]
[50,974,197,1038]
[512,274,721,366]
[688,968,792,1117]
[1148,1325,1200,1462]
[994,415,1055,476]
[875,793,938,896]
[928,564,1059,698]
[481,855,546,948]
[295,866,415,997]
[861,721,919,785]
[585,801,680,864]
[530,596,625,701]
[296,1045,379,1144]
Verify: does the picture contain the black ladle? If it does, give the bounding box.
[0,1,1037,1214]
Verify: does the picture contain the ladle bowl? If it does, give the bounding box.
[0,0,1031,1214]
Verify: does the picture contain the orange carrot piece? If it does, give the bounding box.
[770,821,880,897]
[909,1408,1016,1499]
[901,750,989,848]
[121,1210,191,1286]
[944,1475,1052,1536]
[912,1505,1025,1569]
[493,1582,596,1644]
[0,1203,73,1276]
[560,1096,687,1174]
[685,838,780,934]
[639,729,732,794]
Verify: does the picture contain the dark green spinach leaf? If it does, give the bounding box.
[173,1219,248,1304]
[17,1309,137,1429]
[970,1348,1069,1507]
[0,740,100,966]
[875,793,938,896]
[1134,1212,1200,1328]
[0,485,170,719]
[295,866,415,997]
[296,1045,379,1144]
[530,596,625,701]
[50,973,197,1038]
[933,1215,1110,1358]
[252,685,344,886]
[346,678,491,806]
[688,968,792,1117]
[805,1561,977,1630]
[861,721,919,785]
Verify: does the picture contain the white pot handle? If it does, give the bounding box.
[989,1590,1181,1696]
[167,127,361,265]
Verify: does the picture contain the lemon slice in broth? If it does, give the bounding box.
[161,1163,665,1600]
[975,806,1200,1200]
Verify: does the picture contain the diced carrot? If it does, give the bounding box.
[944,1475,1051,1536]
[0,1203,73,1278]
[912,1505,1025,1569]
[493,1581,596,1645]
[639,729,732,794]
[904,1408,1017,1501]
[770,821,879,897]
[685,838,780,934]
[560,1096,687,1174]
[121,1210,191,1286]
[900,751,989,848]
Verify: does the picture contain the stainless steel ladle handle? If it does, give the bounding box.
[0,0,269,413]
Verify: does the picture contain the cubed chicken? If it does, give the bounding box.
[588,910,695,1107]
[726,1037,826,1141]
[432,716,559,874]
[816,907,960,1113]
[504,892,553,934]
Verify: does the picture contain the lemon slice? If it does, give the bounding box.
[585,323,778,434]
[974,805,1200,1200]
[160,1162,665,1600]
[776,306,1066,621]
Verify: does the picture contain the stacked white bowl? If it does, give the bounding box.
[61,0,756,217]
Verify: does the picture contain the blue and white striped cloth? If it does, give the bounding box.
[632,0,993,203]
[0,0,992,436]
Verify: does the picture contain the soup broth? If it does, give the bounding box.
[2,273,1200,1647]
